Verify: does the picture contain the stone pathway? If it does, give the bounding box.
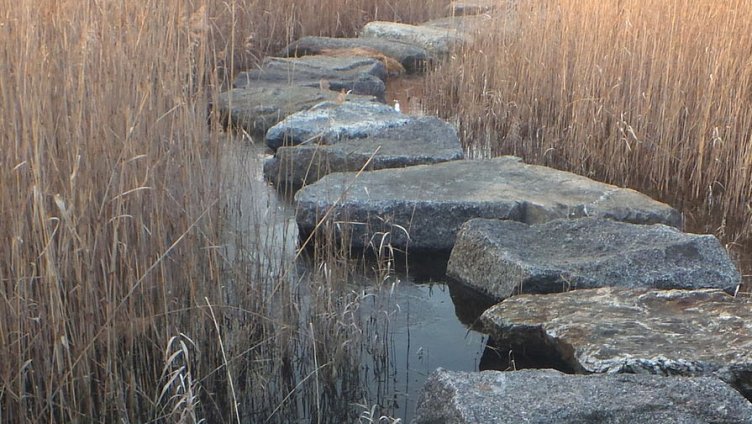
[447,217,740,299]
[295,157,681,251]
[219,1,751,421]
[480,288,752,399]
[414,368,752,423]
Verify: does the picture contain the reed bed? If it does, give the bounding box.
[423,0,752,243]
[0,0,446,422]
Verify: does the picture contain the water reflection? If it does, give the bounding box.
[219,138,299,281]
[359,278,489,421]
[219,138,497,421]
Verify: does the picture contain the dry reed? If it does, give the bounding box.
[423,0,752,242]
[0,0,447,422]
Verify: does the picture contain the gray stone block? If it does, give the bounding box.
[264,116,463,189]
[481,287,752,400]
[295,157,681,252]
[414,368,752,424]
[233,56,387,100]
[447,218,740,300]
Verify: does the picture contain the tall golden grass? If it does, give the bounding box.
[0,0,446,422]
[423,0,752,242]
[1,1,221,421]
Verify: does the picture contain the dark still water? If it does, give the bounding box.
[358,278,491,421]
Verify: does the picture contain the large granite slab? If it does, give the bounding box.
[414,368,752,424]
[265,101,411,151]
[277,36,431,73]
[216,85,375,136]
[359,21,469,57]
[233,56,387,99]
[264,116,463,189]
[481,287,752,400]
[447,218,740,300]
[294,157,682,252]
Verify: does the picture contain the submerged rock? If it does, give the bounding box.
[216,85,375,136]
[481,287,752,400]
[359,21,468,57]
[294,157,681,252]
[233,56,387,99]
[277,36,431,73]
[447,218,740,300]
[264,116,463,189]
[414,368,752,424]
[264,101,411,151]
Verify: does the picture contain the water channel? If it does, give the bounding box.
[222,137,505,421]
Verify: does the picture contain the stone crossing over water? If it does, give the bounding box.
[219,1,752,420]
[413,368,752,423]
[233,56,389,99]
[277,36,431,74]
[264,106,463,189]
[216,85,376,136]
[480,288,752,400]
[447,217,741,299]
[294,157,682,251]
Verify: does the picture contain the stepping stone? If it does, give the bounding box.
[294,157,681,252]
[481,287,752,400]
[277,36,431,73]
[233,56,387,99]
[216,85,376,136]
[447,218,740,300]
[359,21,469,57]
[264,116,463,189]
[447,0,498,16]
[414,368,752,424]
[423,13,520,38]
[422,14,494,33]
[265,101,411,151]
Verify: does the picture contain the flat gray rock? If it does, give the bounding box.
[233,56,387,99]
[447,218,740,300]
[359,21,469,57]
[265,101,411,151]
[295,157,681,252]
[264,116,463,189]
[277,36,431,73]
[216,85,375,136]
[414,368,752,424]
[446,0,498,16]
[481,287,752,400]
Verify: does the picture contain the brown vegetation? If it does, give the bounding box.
[8,0,752,420]
[0,0,446,422]
[422,0,752,244]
